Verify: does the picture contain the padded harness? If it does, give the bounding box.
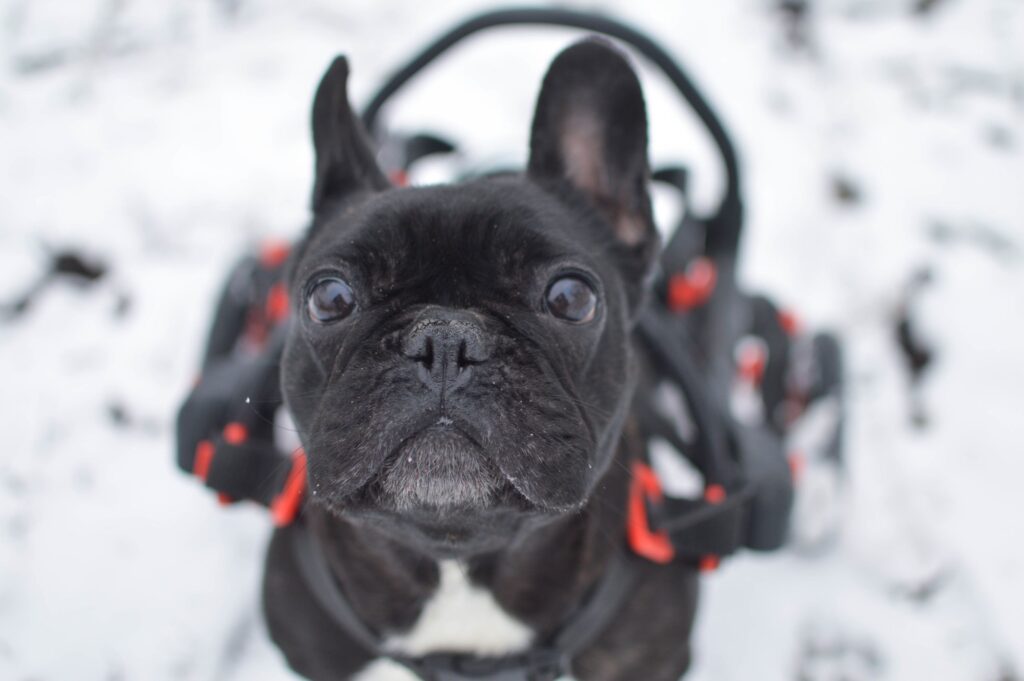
[176,8,847,680]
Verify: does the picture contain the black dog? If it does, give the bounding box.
[263,39,698,681]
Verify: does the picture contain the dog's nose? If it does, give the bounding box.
[401,309,491,393]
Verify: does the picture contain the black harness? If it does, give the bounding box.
[176,8,846,681]
[290,523,639,681]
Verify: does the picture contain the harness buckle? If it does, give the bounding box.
[627,461,760,567]
[652,482,754,562]
[410,647,569,681]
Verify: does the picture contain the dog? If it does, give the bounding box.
[262,38,699,681]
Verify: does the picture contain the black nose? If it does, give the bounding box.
[401,309,491,393]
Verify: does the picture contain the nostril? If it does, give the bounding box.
[457,335,491,369]
[402,327,434,368]
[418,337,434,368]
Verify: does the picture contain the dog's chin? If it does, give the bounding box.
[376,425,505,512]
[318,424,550,556]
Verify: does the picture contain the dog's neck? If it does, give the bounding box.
[304,441,633,651]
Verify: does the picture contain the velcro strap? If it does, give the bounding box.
[202,438,291,506]
[650,483,754,560]
[190,425,306,525]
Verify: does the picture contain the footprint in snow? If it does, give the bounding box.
[795,624,884,681]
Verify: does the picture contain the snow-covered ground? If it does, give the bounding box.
[1,1,1022,679]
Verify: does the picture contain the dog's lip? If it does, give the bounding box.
[351,419,538,513]
[387,421,584,513]
[384,417,481,464]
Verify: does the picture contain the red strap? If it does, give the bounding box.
[389,169,410,187]
[667,257,717,312]
[193,440,215,481]
[260,240,291,268]
[223,422,248,445]
[272,451,308,527]
[736,342,767,385]
[777,309,801,336]
[197,431,244,502]
[265,282,290,324]
[704,484,726,504]
[626,461,675,564]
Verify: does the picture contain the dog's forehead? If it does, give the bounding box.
[310,178,596,283]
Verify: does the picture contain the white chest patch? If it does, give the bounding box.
[388,559,534,655]
[352,560,535,681]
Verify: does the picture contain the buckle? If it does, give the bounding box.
[627,461,757,568]
[652,481,754,565]
[409,648,568,681]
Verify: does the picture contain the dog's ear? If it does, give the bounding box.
[528,39,657,261]
[311,56,390,212]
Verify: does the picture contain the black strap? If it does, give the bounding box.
[360,6,743,257]
[290,523,384,655]
[552,551,639,655]
[636,308,740,490]
[402,649,567,681]
[289,521,639,680]
[652,484,755,559]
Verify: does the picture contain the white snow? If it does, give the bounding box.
[1,1,1022,680]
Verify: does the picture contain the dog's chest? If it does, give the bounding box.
[353,560,535,681]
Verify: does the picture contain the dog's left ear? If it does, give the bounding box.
[528,39,657,268]
[311,56,390,212]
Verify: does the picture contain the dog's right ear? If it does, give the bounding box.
[311,56,390,212]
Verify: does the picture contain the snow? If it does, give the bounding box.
[1,0,1022,679]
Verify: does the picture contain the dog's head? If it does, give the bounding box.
[282,39,658,554]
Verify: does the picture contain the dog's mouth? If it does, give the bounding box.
[302,408,594,555]
[356,420,529,515]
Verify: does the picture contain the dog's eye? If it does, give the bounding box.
[545,276,597,323]
[307,277,356,323]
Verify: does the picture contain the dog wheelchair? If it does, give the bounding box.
[176,6,846,586]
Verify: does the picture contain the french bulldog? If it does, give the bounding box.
[263,38,699,681]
